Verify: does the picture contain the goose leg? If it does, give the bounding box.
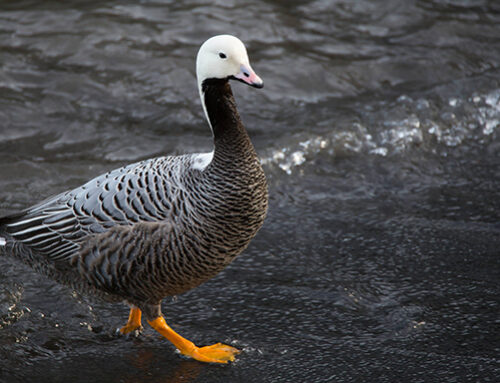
[148,316,240,363]
[120,307,143,334]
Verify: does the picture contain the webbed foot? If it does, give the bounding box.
[189,342,240,363]
[119,307,142,335]
[148,316,239,364]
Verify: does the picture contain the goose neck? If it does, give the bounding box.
[200,79,254,160]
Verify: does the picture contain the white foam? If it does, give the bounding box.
[260,88,500,175]
[483,119,499,135]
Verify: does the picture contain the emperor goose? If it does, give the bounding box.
[0,35,268,363]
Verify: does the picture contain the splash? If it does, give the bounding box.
[0,283,27,330]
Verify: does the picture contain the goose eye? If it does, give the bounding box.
[219,52,227,59]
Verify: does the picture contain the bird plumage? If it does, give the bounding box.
[1,148,267,298]
[0,34,267,363]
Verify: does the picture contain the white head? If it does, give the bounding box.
[196,35,263,92]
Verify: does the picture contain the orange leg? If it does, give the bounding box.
[148,316,240,364]
[120,307,143,334]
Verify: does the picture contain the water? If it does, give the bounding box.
[1,1,500,382]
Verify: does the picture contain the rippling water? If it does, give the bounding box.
[1,1,500,382]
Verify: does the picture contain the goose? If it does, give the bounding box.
[0,35,268,364]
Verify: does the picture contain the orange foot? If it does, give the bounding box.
[189,343,240,363]
[120,307,143,334]
[148,316,240,364]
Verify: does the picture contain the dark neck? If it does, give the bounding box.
[201,78,256,162]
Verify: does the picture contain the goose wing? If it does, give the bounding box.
[0,156,187,262]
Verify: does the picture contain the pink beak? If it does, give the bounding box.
[233,64,263,88]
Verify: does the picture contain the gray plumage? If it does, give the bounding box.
[0,58,267,321]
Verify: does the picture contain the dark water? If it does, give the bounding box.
[1,0,500,382]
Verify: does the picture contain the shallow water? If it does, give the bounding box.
[1,0,500,382]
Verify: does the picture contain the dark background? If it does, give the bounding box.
[1,1,499,382]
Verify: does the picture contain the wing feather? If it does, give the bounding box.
[1,156,191,263]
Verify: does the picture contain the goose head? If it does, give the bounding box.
[196,35,263,91]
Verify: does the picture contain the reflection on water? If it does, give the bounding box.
[122,350,204,383]
[1,0,500,382]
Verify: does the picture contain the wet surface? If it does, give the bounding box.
[1,1,500,382]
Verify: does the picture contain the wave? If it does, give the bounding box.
[262,88,500,174]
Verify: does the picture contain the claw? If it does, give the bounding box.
[119,324,143,336]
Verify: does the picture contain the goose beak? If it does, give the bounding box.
[233,64,264,88]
